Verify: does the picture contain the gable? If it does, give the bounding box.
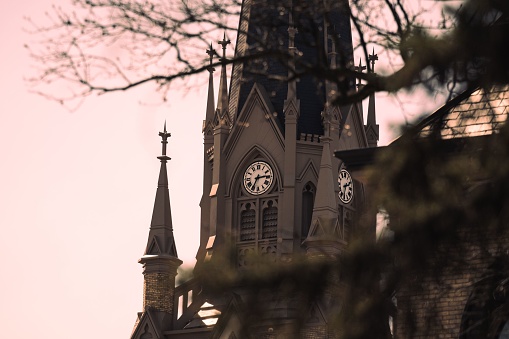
[225,83,285,159]
[225,145,283,197]
[210,295,247,339]
[297,159,319,184]
[131,311,162,339]
[338,104,368,150]
[224,83,285,196]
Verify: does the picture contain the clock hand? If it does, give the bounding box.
[253,174,261,186]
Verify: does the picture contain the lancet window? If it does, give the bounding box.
[237,198,278,268]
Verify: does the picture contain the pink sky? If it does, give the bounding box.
[0,1,445,338]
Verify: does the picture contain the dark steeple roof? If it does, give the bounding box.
[144,122,178,258]
[228,0,354,136]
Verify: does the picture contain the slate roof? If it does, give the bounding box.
[418,85,509,139]
[228,0,354,136]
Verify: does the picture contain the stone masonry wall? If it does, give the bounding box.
[395,227,509,338]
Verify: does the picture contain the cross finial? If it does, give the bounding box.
[206,42,215,73]
[368,48,378,73]
[354,58,366,88]
[218,33,231,60]
[158,121,171,158]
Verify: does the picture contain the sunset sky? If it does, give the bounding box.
[0,1,445,338]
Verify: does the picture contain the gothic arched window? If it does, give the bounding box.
[240,203,256,241]
[262,200,278,239]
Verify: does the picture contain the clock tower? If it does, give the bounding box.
[196,0,374,269]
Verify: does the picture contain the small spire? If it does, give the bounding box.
[354,58,366,89]
[216,33,231,118]
[158,121,171,160]
[286,13,298,102]
[366,49,379,147]
[368,48,378,73]
[327,25,338,70]
[218,32,231,60]
[302,129,343,256]
[204,43,216,131]
[324,24,340,111]
[206,42,215,70]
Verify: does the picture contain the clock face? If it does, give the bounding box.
[243,161,274,195]
[338,169,354,204]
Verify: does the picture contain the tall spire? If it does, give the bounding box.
[143,122,178,257]
[204,43,216,132]
[366,49,379,147]
[216,33,231,123]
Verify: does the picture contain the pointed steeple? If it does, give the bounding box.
[199,45,216,262]
[215,33,231,126]
[355,58,367,123]
[205,36,231,261]
[365,49,379,147]
[285,14,298,107]
[283,13,300,118]
[355,58,366,91]
[144,122,178,257]
[324,23,337,106]
[138,123,182,315]
[203,43,216,134]
[303,115,345,257]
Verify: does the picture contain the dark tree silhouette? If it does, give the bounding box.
[26,0,509,107]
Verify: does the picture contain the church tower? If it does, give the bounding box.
[196,0,370,271]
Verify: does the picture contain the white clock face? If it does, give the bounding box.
[243,161,274,195]
[338,169,354,203]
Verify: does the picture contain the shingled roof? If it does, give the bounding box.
[417,85,509,139]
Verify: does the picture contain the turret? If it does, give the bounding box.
[198,44,216,262]
[206,35,231,261]
[281,16,300,256]
[139,123,182,317]
[303,113,345,257]
[355,58,367,122]
[365,49,380,147]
